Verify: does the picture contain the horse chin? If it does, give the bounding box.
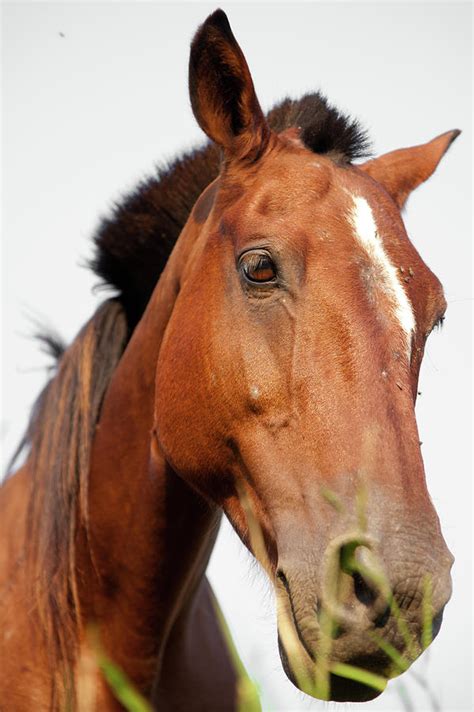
[275,600,391,704]
[326,672,385,703]
[277,632,386,703]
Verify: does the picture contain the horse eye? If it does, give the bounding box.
[239,251,277,284]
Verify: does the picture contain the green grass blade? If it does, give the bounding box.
[212,595,261,712]
[421,574,433,651]
[370,632,411,675]
[97,652,153,712]
[330,662,387,692]
[387,595,419,661]
[395,679,416,712]
[320,486,345,514]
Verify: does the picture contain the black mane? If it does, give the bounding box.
[91,93,370,327]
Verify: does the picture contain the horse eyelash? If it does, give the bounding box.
[433,315,445,331]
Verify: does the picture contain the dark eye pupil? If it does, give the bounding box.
[242,253,276,283]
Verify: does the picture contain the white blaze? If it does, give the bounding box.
[349,195,415,357]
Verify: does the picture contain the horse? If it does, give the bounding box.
[0,8,460,710]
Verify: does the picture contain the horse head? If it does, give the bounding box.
[153,10,456,701]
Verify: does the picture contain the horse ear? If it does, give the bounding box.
[359,130,461,208]
[189,9,270,161]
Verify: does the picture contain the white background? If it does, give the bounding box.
[2,2,472,711]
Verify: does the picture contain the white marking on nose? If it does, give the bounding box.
[349,195,415,358]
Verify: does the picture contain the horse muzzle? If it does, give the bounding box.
[274,530,453,702]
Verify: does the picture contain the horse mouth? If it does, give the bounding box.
[275,580,400,702]
[277,627,390,702]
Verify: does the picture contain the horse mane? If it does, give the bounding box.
[17,92,369,703]
[24,300,128,706]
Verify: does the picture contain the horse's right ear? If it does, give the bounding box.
[189,9,270,162]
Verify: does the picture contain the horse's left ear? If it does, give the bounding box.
[189,9,270,162]
[360,129,461,208]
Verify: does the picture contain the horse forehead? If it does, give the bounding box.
[219,162,384,248]
[256,183,325,218]
[232,152,334,219]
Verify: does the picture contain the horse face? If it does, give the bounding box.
[154,10,457,701]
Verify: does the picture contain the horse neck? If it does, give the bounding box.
[80,220,220,685]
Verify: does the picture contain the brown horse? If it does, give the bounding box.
[0,9,460,710]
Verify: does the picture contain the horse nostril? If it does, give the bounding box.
[321,534,391,628]
[352,571,377,607]
[432,607,445,640]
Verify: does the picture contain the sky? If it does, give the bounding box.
[2,2,472,710]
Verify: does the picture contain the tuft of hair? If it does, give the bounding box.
[34,329,67,362]
[6,331,67,475]
[25,299,128,707]
[91,94,370,329]
[90,143,221,328]
[267,92,371,163]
